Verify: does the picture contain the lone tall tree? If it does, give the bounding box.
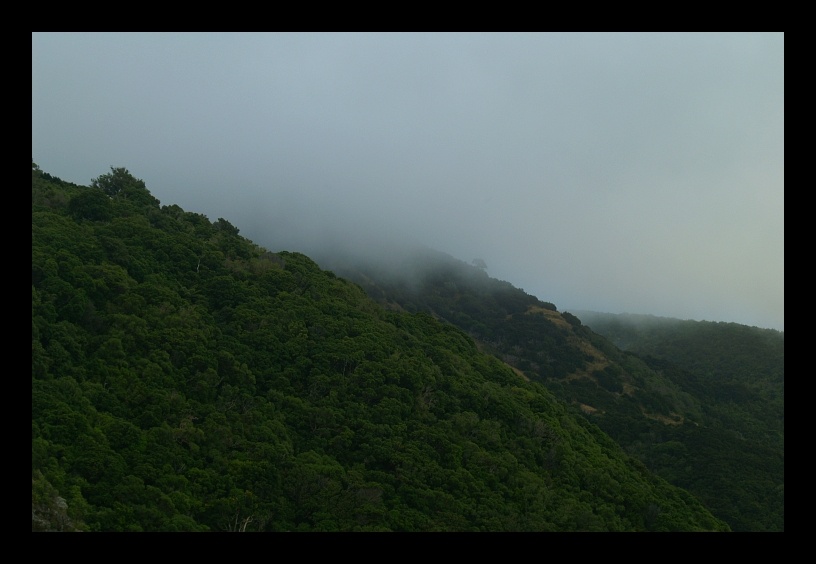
[91,167,160,208]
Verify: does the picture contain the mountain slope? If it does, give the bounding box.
[569,311,784,531]
[310,245,783,531]
[31,163,729,531]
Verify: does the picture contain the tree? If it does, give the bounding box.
[215,218,240,236]
[68,188,113,221]
[91,167,160,208]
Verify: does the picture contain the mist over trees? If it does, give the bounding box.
[308,241,784,532]
[32,163,739,531]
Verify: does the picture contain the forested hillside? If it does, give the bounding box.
[570,311,784,531]
[31,163,729,532]
[313,247,783,531]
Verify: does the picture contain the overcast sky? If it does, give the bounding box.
[32,32,784,331]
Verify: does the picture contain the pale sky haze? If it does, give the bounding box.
[32,32,784,331]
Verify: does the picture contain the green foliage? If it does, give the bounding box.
[68,188,114,222]
[32,469,88,531]
[310,246,781,531]
[32,164,729,532]
[573,311,784,531]
[91,167,160,208]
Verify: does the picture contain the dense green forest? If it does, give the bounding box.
[31,163,730,532]
[569,311,784,531]
[313,248,784,532]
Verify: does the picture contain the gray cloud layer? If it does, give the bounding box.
[32,32,784,331]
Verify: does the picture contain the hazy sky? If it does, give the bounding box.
[32,32,784,331]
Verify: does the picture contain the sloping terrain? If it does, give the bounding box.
[32,164,728,531]
[314,246,782,531]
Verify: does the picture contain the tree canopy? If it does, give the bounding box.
[32,164,731,532]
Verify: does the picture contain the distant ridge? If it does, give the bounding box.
[312,245,784,531]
